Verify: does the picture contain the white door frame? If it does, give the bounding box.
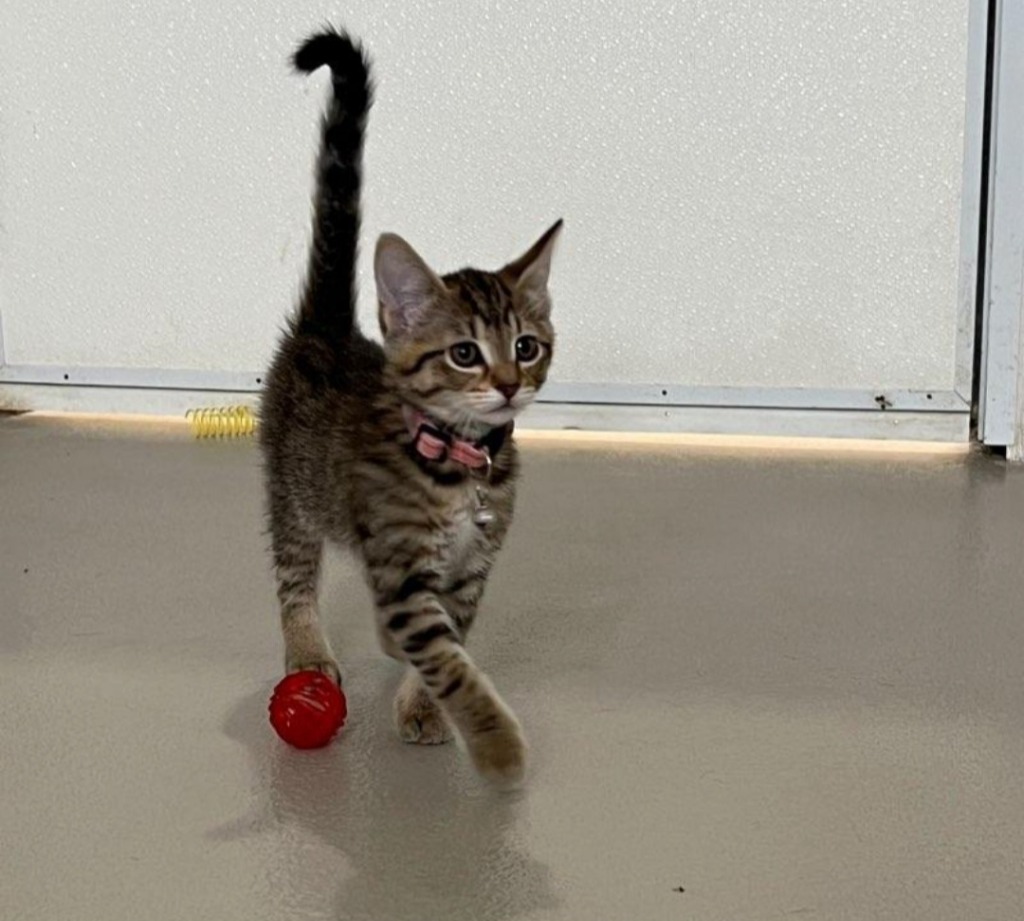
[979,0,1024,456]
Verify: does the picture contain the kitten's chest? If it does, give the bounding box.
[437,489,487,571]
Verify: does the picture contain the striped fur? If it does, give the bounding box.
[260,27,562,787]
[292,28,372,339]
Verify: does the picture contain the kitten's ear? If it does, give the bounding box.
[375,233,445,335]
[500,219,563,317]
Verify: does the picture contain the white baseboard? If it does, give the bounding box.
[0,378,969,443]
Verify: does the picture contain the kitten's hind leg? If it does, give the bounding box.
[393,667,453,744]
[272,529,340,685]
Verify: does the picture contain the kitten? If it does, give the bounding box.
[260,26,562,787]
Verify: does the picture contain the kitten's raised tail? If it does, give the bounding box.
[293,28,373,340]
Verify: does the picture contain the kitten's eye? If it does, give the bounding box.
[515,335,541,364]
[449,341,483,369]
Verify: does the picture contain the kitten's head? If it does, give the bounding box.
[374,221,562,435]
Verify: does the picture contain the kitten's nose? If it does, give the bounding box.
[495,382,520,402]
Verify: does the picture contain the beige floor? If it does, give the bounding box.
[2,413,1023,921]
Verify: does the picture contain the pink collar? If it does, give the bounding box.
[403,407,493,472]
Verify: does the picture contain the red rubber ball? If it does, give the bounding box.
[268,671,347,749]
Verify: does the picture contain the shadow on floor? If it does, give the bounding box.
[213,683,561,921]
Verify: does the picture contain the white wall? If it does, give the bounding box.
[0,1,972,396]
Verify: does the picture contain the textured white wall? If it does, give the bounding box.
[0,0,971,391]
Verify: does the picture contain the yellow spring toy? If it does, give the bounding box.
[186,405,258,439]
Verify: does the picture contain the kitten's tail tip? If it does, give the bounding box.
[292,26,371,88]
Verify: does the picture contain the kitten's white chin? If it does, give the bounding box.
[476,408,517,426]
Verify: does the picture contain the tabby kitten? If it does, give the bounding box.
[260,27,561,787]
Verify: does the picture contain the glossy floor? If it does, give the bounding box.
[2,415,1023,921]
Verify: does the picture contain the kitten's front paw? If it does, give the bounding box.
[468,715,528,790]
[286,656,342,687]
[394,676,453,744]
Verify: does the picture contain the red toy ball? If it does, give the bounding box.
[268,671,347,749]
